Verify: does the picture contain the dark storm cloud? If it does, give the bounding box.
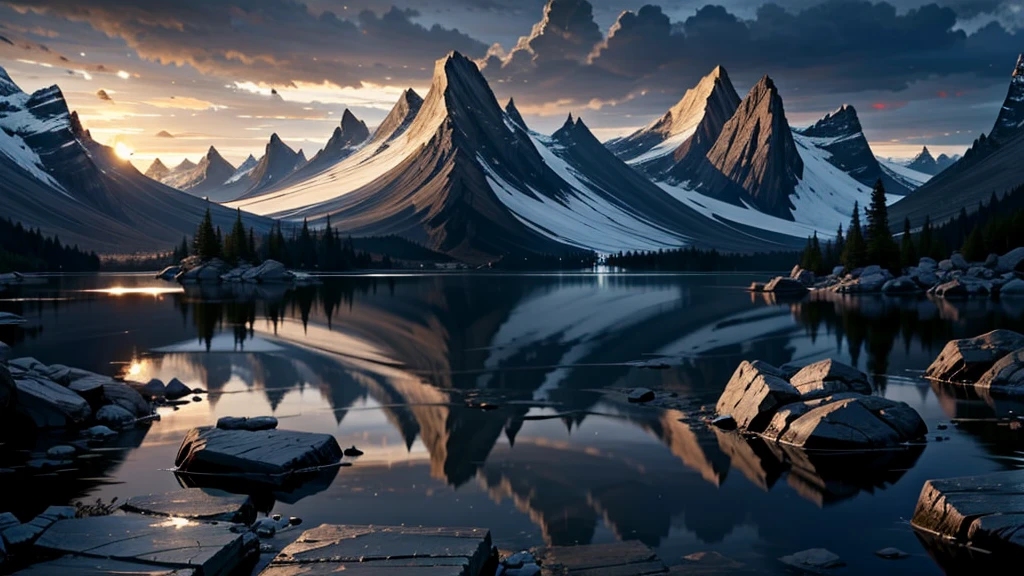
[5,0,489,88]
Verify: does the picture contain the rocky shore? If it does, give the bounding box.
[752,247,1024,299]
[157,257,318,286]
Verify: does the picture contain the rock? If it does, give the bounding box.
[26,458,73,469]
[975,348,1024,390]
[748,282,765,292]
[174,427,343,479]
[911,469,1024,556]
[216,415,278,431]
[261,524,492,576]
[2,524,40,548]
[950,253,969,270]
[779,549,844,571]
[163,378,191,400]
[34,515,258,575]
[253,516,291,538]
[13,556,200,575]
[343,445,364,457]
[918,257,937,270]
[882,276,921,294]
[793,269,816,287]
[932,278,989,299]
[139,378,166,398]
[999,247,1024,272]
[0,312,25,326]
[123,490,257,524]
[715,361,800,432]
[241,260,293,283]
[764,277,809,296]
[938,259,954,271]
[13,376,91,428]
[831,265,845,276]
[0,341,10,363]
[778,395,926,449]
[2,506,74,548]
[177,258,230,284]
[1001,278,1024,297]
[155,265,181,280]
[67,376,106,408]
[102,382,151,417]
[83,425,117,439]
[0,365,14,412]
[711,415,737,431]
[926,330,1024,382]
[789,359,871,399]
[96,404,136,427]
[985,253,1000,269]
[911,268,939,288]
[778,362,804,380]
[0,513,18,533]
[875,547,909,560]
[967,266,994,279]
[860,265,883,277]
[46,445,76,458]
[627,388,655,403]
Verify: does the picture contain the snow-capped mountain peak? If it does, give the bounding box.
[991,53,1024,143]
[505,97,527,129]
[0,66,21,97]
[145,158,170,180]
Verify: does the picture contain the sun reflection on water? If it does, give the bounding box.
[85,287,184,297]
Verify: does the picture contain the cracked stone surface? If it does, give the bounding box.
[912,469,1024,555]
[13,556,197,575]
[122,490,257,524]
[174,426,343,478]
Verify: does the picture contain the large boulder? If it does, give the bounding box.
[998,247,1024,272]
[174,426,343,478]
[950,253,970,270]
[177,258,229,284]
[241,260,293,284]
[14,376,91,428]
[912,470,1024,556]
[926,330,1024,383]
[715,361,800,432]
[102,382,151,417]
[0,364,14,412]
[833,269,893,293]
[789,359,872,399]
[96,404,136,427]
[1001,278,1024,297]
[911,268,939,288]
[0,341,10,363]
[882,276,922,295]
[918,257,937,270]
[975,349,1024,390]
[931,278,990,299]
[778,395,926,449]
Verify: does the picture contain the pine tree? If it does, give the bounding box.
[865,179,900,271]
[193,207,218,261]
[919,215,933,261]
[962,226,986,261]
[842,201,867,269]
[226,208,247,264]
[215,227,223,259]
[297,218,314,269]
[900,217,917,269]
[248,227,257,262]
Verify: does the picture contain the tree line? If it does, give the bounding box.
[178,208,382,271]
[606,246,802,272]
[0,218,100,273]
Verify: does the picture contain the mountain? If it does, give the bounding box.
[906,146,942,175]
[226,154,258,184]
[145,158,170,180]
[280,111,369,186]
[890,55,1024,228]
[0,65,269,253]
[160,146,236,197]
[990,54,1024,143]
[607,66,740,180]
[798,105,914,195]
[230,52,802,263]
[936,153,958,171]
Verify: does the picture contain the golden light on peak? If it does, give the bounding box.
[114,141,134,159]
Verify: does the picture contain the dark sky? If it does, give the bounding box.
[0,0,1020,166]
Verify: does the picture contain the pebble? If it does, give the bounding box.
[82,426,117,439]
[875,547,909,560]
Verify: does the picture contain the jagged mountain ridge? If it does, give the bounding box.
[991,54,1024,143]
[275,109,371,187]
[160,146,236,196]
[0,65,270,253]
[145,158,170,180]
[230,52,803,263]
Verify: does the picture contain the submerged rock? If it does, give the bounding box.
[926,330,1024,383]
[779,548,844,571]
[164,378,192,400]
[175,426,343,478]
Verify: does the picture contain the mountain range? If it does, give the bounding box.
[0,66,269,253]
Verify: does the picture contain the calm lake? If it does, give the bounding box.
[2,272,1024,574]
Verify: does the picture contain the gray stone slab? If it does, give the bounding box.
[14,555,196,575]
[14,376,92,428]
[175,426,343,478]
[123,490,256,524]
[912,469,1024,555]
[537,541,667,575]
[34,515,258,576]
[264,524,491,576]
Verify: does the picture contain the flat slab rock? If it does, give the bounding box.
[14,556,196,575]
[175,426,343,478]
[123,489,257,524]
[260,524,492,576]
[926,330,1024,383]
[912,469,1024,554]
[536,541,667,575]
[34,515,257,576]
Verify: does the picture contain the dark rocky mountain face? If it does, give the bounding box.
[370,89,424,146]
[283,110,371,183]
[505,98,527,130]
[607,66,740,180]
[991,54,1024,143]
[247,134,303,192]
[698,75,804,219]
[166,146,236,195]
[799,105,912,195]
[907,146,940,175]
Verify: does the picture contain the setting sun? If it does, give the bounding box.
[114,141,134,159]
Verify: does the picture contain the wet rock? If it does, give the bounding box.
[34,515,258,575]
[950,253,969,270]
[155,265,181,281]
[13,556,198,575]
[343,446,364,457]
[216,415,278,431]
[82,425,116,439]
[3,506,74,548]
[241,260,293,283]
[926,330,1024,383]
[498,550,540,576]
[939,259,954,272]
[164,378,192,400]
[175,426,343,478]
[931,278,989,299]
[0,364,13,412]
[748,282,765,292]
[14,376,91,428]
[0,312,26,326]
[253,516,291,538]
[102,382,151,417]
[912,469,1024,556]
[789,359,871,399]
[96,404,135,427]
[985,253,1000,269]
[139,378,166,398]
[0,513,18,533]
[711,415,737,431]
[875,547,909,559]
[627,388,655,403]
[1001,278,1024,297]
[715,361,800,432]
[999,247,1024,272]
[882,276,922,294]
[764,276,809,296]
[177,258,230,284]
[124,490,256,524]
[779,548,844,571]
[975,349,1024,390]
[779,395,926,449]
[46,445,76,458]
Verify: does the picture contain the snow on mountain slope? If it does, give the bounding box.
[161,146,235,196]
[0,119,66,193]
[879,159,931,189]
[225,154,257,184]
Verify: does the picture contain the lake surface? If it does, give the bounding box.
[3,272,1024,574]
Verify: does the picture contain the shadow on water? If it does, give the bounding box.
[5,274,1024,573]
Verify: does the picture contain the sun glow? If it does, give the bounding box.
[114,141,134,159]
[86,287,183,297]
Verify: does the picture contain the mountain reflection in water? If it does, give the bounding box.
[4,273,1024,574]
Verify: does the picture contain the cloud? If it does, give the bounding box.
[143,96,227,110]
[7,0,489,88]
[95,88,112,101]
[155,130,175,138]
